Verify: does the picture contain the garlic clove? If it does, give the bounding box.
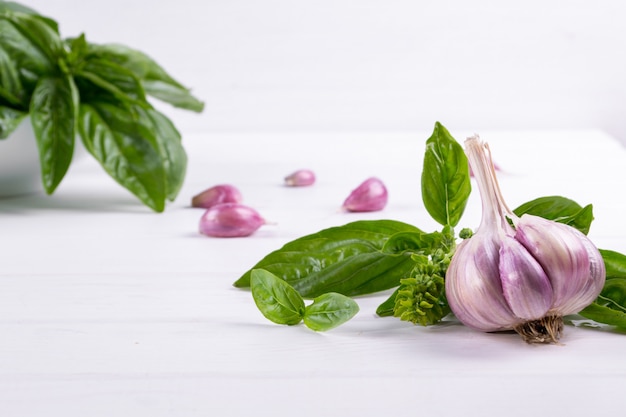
[514,214,605,315]
[199,203,265,237]
[499,235,553,321]
[192,184,243,208]
[446,234,519,332]
[284,169,316,186]
[342,177,388,212]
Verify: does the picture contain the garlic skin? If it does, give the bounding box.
[284,169,316,186]
[199,203,265,238]
[445,136,605,343]
[191,184,243,208]
[342,177,388,212]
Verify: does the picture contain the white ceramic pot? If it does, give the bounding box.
[0,118,43,197]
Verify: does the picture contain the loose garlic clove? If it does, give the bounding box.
[284,169,316,186]
[342,177,388,212]
[199,203,265,237]
[191,184,243,208]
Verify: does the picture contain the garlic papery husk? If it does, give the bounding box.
[445,135,606,344]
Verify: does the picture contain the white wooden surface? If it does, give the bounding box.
[1,129,625,416]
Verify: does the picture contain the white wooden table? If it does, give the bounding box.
[1,129,625,416]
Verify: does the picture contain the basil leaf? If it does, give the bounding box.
[29,75,77,193]
[303,293,359,331]
[375,288,399,317]
[234,220,422,297]
[0,46,25,106]
[513,196,594,235]
[382,230,442,254]
[600,249,626,280]
[1,10,63,69]
[78,101,167,212]
[250,269,305,326]
[142,79,204,113]
[134,107,186,201]
[0,2,58,32]
[578,302,626,329]
[86,43,204,112]
[579,278,626,328]
[421,121,470,227]
[76,57,147,105]
[0,1,40,14]
[0,105,27,139]
[0,19,49,87]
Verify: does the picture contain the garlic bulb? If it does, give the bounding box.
[445,136,605,343]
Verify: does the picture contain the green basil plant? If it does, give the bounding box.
[0,1,204,211]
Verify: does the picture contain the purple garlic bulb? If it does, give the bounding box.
[192,184,243,208]
[199,203,265,237]
[445,136,605,343]
[342,177,388,212]
[284,169,316,186]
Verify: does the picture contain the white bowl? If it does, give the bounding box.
[0,119,43,197]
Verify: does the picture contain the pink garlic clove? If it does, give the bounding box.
[192,184,243,208]
[199,203,265,237]
[342,177,388,212]
[284,169,316,186]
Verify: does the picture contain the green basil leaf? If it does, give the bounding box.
[513,196,594,235]
[234,220,422,297]
[0,1,40,14]
[381,230,442,254]
[303,293,359,331]
[137,107,187,201]
[250,269,305,326]
[0,105,27,139]
[142,79,204,112]
[0,2,58,32]
[29,75,77,193]
[1,10,63,68]
[421,121,470,227]
[86,43,204,112]
[78,101,167,212]
[375,289,399,317]
[578,302,626,329]
[77,57,147,105]
[579,278,626,328]
[0,46,25,106]
[600,249,626,280]
[0,20,50,87]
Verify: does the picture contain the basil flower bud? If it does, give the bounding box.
[445,136,606,343]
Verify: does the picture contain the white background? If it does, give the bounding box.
[19,0,626,144]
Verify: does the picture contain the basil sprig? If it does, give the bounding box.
[0,2,203,211]
[250,269,359,331]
